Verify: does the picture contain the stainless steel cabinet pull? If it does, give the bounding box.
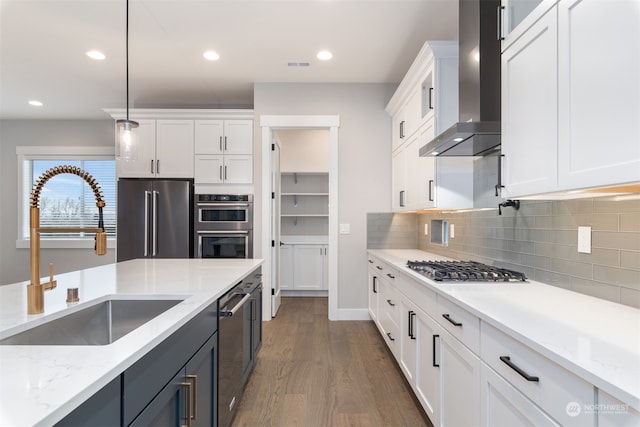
[187,374,198,420]
[386,299,395,307]
[180,381,193,427]
[442,313,462,327]
[428,179,434,201]
[224,136,228,151]
[400,120,405,139]
[156,160,160,174]
[386,332,395,342]
[429,87,434,109]
[224,166,228,180]
[500,356,539,382]
[219,165,223,180]
[150,160,154,174]
[219,136,223,152]
[400,190,406,207]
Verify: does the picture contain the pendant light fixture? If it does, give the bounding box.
[115,0,138,161]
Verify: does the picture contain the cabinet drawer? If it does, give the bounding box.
[380,308,400,358]
[381,280,400,329]
[436,295,480,353]
[481,322,595,427]
[397,273,436,317]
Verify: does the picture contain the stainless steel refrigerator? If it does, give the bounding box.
[116,179,193,262]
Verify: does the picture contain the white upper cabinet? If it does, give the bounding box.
[557,0,640,190]
[117,119,194,179]
[502,0,639,198]
[502,5,558,198]
[388,41,470,212]
[500,0,559,52]
[194,119,252,155]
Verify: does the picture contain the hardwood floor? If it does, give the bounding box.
[232,297,432,427]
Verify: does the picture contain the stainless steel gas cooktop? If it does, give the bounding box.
[406,260,527,282]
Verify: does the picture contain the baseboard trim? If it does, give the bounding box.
[335,308,371,321]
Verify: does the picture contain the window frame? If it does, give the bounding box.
[16,146,117,249]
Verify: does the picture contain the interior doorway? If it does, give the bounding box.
[260,115,340,320]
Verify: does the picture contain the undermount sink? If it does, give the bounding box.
[0,297,184,346]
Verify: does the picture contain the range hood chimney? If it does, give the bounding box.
[420,0,501,157]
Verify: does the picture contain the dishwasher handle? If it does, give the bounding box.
[220,293,251,317]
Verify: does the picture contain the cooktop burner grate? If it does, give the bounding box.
[406,260,527,282]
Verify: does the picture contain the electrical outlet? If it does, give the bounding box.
[450,223,455,239]
[578,226,591,254]
[424,224,429,235]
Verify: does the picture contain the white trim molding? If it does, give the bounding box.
[260,115,340,321]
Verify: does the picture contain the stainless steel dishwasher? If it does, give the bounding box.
[218,281,251,427]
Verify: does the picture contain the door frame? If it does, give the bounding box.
[260,115,340,320]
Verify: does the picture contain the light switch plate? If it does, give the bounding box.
[578,226,592,254]
[424,224,429,235]
[339,223,350,234]
[450,223,455,239]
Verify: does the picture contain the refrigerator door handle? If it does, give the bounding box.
[144,191,151,257]
[152,190,159,256]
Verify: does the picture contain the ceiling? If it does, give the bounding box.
[0,0,458,120]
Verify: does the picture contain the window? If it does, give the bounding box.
[17,146,116,249]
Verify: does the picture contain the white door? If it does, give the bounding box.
[271,139,282,316]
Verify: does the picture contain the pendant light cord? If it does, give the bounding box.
[125,0,130,121]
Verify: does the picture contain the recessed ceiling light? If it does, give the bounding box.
[203,51,220,61]
[86,50,106,60]
[316,50,333,61]
[28,100,43,107]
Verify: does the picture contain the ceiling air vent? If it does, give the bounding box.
[287,62,310,67]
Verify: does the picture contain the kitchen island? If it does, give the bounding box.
[0,258,263,426]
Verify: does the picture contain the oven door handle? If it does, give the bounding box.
[196,230,249,235]
[220,293,251,317]
[197,203,250,208]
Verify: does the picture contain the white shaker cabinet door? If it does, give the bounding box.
[502,5,558,198]
[293,245,324,290]
[155,120,194,178]
[194,155,223,184]
[223,120,253,155]
[558,0,640,190]
[223,155,253,184]
[480,363,560,427]
[439,329,481,427]
[194,120,224,155]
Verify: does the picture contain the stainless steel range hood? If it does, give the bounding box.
[420,0,501,157]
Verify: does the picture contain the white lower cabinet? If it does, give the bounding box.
[400,297,441,425]
[481,362,560,427]
[597,389,640,427]
[481,321,595,426]
[280,243,327,291]
[438,327,481,427]
[367,259,379,323]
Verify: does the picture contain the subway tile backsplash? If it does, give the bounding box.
[367,196,640,309]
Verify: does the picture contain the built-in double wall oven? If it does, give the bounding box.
[194,194,253,258]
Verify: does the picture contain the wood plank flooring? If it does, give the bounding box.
[232,297,432,427]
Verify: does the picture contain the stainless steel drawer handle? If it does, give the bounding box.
[442,313,462,327]
[220,293,251,317]
[500,356,539,382]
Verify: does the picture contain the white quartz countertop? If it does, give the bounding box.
[368,249,640,411]
[0,258,263,427]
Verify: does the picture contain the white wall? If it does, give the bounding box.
[254,83,395,310]
[277,129,329,173]
[0,120,116,285]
